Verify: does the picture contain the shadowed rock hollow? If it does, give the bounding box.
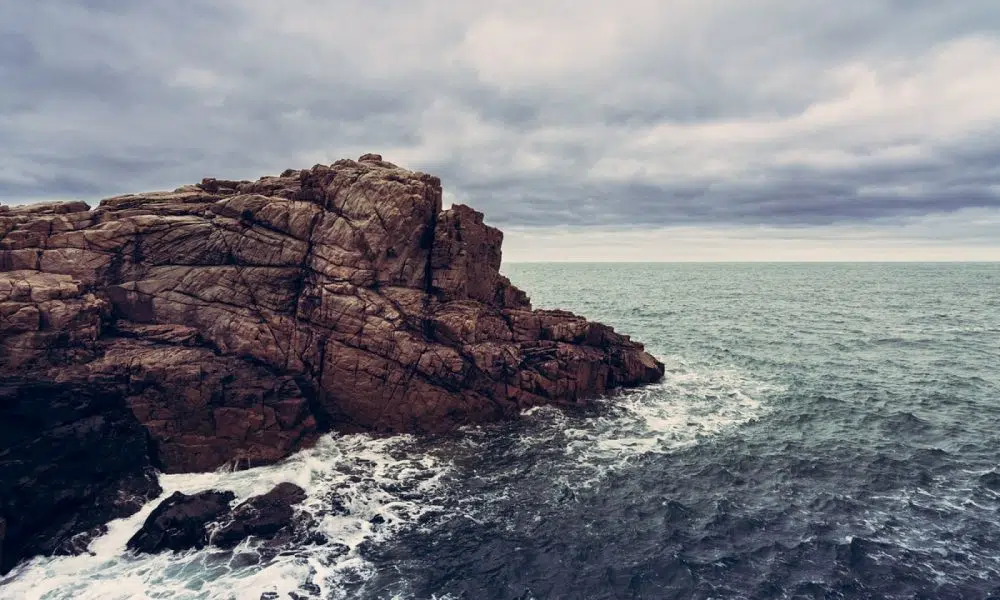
[0,154,663,571]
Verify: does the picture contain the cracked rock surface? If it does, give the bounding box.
[0,154,663,572]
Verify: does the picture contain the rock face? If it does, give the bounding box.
[0,272,319,475]
[0,154,663,572]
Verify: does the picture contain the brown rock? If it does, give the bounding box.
[431,204,530,309]
[0,271,107,369]
[1,153,662,440]
[90,340,319,473]
[0,153,664,573]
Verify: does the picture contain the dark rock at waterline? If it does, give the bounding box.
[127,483,310,555]
[290,583,323,600]
[212,483,307,549]
[0,378,162,574]
[52,524,109,557]
[127,490,236,554]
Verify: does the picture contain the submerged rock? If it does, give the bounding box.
[127,490,236,554]
[0,154,664,572]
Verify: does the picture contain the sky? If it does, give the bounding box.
[2,1,1000,261]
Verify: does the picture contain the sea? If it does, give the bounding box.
[3,263,1000,599]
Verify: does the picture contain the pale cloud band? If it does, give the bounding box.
[2,1,999,260]
[504,208,1000,262]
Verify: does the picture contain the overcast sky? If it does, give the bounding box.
[3,1,1000,260]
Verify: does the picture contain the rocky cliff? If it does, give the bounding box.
[0,154,663,572]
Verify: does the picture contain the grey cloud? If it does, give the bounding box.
[1,0,1000,236]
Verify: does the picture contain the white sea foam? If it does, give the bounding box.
[519,355,775,488]
[0,434,452,600]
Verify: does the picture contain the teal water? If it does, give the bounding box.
[5,263,1000,599]
[514,263,1000,455]
[467,262,1000,598]
[363,263,1000,599]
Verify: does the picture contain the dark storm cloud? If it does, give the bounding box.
[2,0,1000,232]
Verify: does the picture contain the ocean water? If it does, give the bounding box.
[3,262,1000,599]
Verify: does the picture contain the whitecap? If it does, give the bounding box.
[519,356,777,489]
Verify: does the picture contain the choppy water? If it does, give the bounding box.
[4,263,1000,599]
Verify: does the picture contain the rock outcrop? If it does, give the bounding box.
[126,483,308,555]
[0,154,663,572]
[126,490,236,554]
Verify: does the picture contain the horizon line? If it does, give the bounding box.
[502,260,1000,264]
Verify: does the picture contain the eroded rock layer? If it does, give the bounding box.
[0,154,663,571]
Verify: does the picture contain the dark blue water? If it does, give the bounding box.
[362,263,1000,599]
[6,263,1000,599]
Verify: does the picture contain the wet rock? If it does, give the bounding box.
[124,483,314,556]
[299,530,328,548]
[330,495,350,516]
[212,483,307,549]
[127,490,236,554]
[291,583,323,600]
[52,525,109,556]
[229,552,262,568]
[316,543,350,566]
